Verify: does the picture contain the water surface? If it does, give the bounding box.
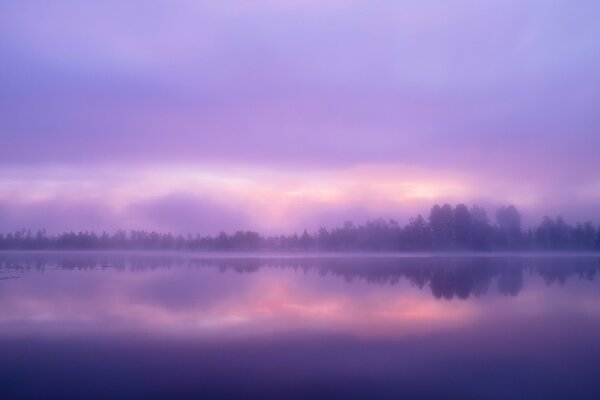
[1,252,599,399]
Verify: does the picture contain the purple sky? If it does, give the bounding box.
[1,0,600,233]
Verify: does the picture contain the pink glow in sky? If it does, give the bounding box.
[1,1,600,233]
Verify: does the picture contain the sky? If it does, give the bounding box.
[1,0,600,234]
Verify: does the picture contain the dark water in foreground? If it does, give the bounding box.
[1,252,600,400]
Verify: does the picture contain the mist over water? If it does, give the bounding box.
[1,253,600,399]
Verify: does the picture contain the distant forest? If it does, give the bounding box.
[1,204,599,251]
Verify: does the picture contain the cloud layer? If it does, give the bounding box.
[1,1,599,231]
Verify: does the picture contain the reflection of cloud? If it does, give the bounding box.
[0,266,476,339]
[2,254,598,339]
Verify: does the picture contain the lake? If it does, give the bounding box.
[1,252,600,399]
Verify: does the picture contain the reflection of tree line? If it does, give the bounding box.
[2,255,599,300]
[1,204,599,251]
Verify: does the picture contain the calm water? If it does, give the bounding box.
[1,252,600,400]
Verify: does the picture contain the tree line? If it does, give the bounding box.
[0,203,599,251]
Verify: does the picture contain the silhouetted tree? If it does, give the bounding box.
[496,205,522,248]
[429,204,454,249]
[301,229,311,251]
[453,204,471,249]
[571,222,596,250]
[470,205,492,249]
[404,215,432,250]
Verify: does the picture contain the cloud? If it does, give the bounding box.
[0,192,256,235]
[0,198,118,233]
[0,0,599,227]
[127,194,252,234]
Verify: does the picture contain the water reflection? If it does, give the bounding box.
[1,253,600,399]
[2,253,599,299]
